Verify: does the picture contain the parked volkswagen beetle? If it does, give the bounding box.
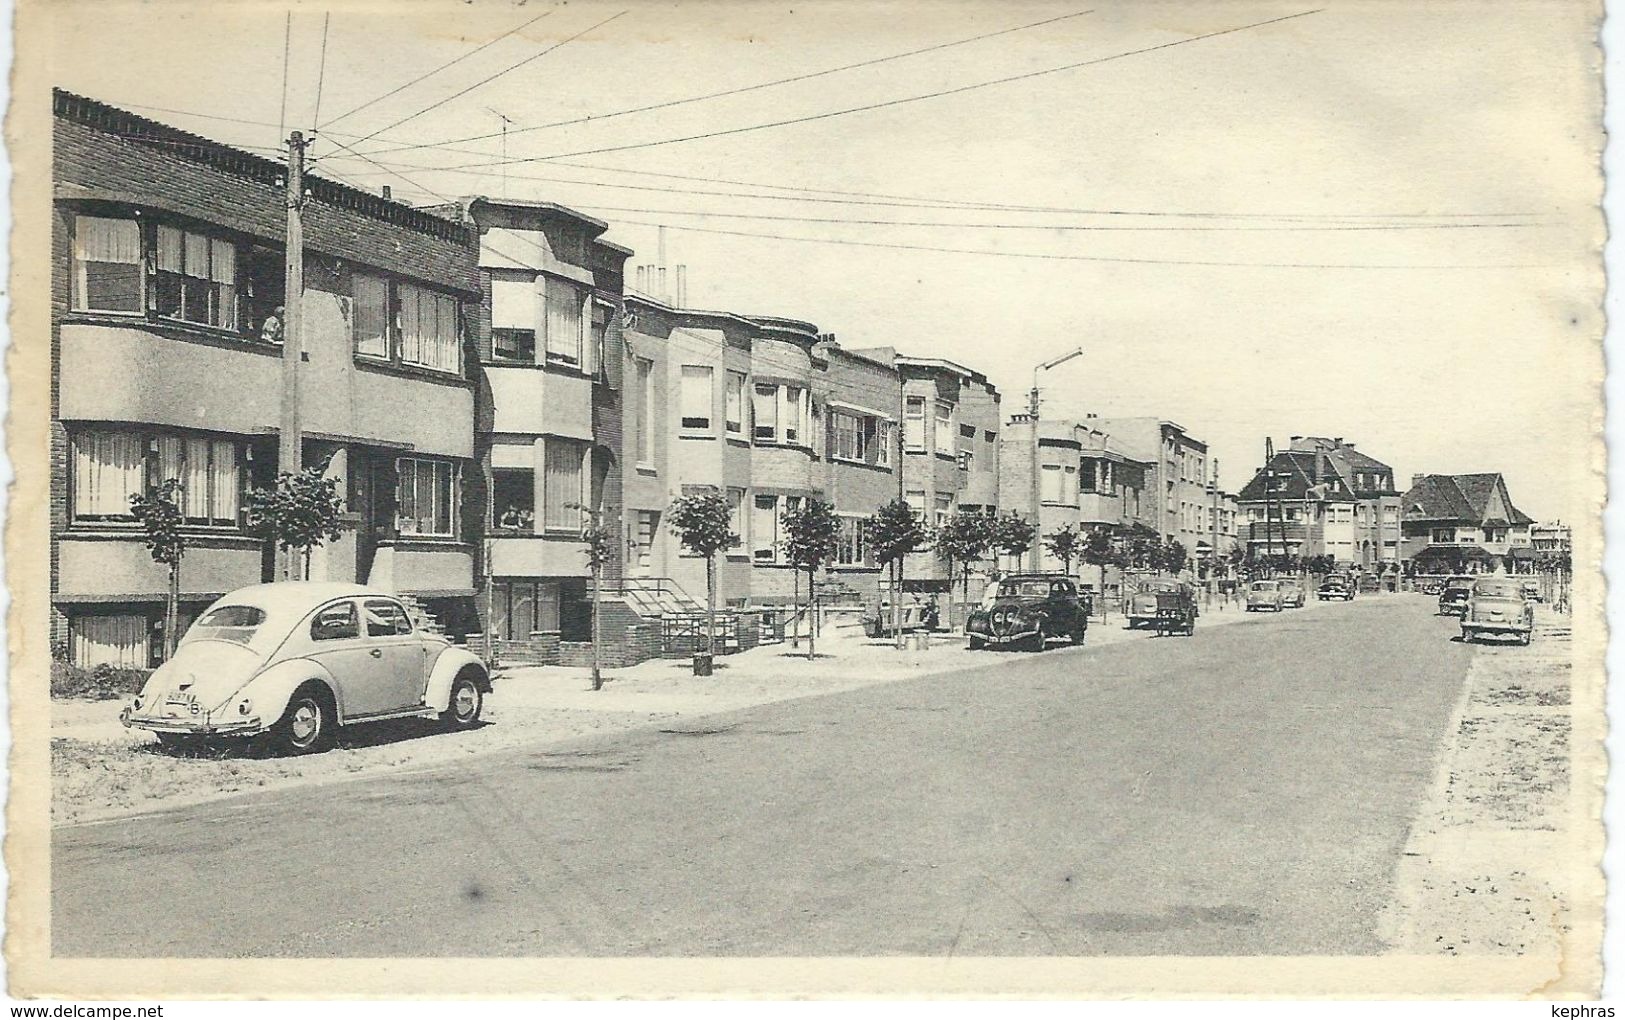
[1245,580,1284,612]
[120,582,491,755]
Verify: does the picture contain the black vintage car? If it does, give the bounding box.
[965,574,1089,652]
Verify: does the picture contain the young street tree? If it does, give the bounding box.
[780,498,841,659]
[578,507,616,691]
[129,478,186,661]
[864,499,927,650]
[1163,538,1189,577]
[666,491,735,675]
[1081,526,1116,615]
[992,512,1036,573]
[935,512,995,631]
[244,467,344,581]
[1043,523,1082,576]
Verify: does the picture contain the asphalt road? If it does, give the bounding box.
[54,596,1471,958]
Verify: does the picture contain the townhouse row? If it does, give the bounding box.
[48,91,1015,668]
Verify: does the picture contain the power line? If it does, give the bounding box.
[358,9,1096,158]
[608,218,1554,271]
[344,10,629,152]
[561,203,1538,232]
[312,13,332,129]
[437,9,1325,169]
[320,11,554,130]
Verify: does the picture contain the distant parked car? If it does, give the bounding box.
[1358,573,1382,593]
[1127,579,1195,630]
[1462,577,1534,645]
[1520,579,1543,603]
[1318,577,1355,601]
[965,574,1089,652]
[1246,580,1285,612]
[1279,578,1307,608]
[121,582,491,755]
[1437,581,1473,618]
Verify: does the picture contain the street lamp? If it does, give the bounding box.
[1029,346,1086,571]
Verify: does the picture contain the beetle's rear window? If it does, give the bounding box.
[187,605,267,645]
[1473,581,1521,598]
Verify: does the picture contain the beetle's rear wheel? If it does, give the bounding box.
[268,682,335,756]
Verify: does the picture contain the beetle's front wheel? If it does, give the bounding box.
[441,673,484,729]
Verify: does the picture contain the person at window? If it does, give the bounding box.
[517,508,534,529]
[260,305,285,343]
[499,505,522,531]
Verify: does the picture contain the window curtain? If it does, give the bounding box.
[211,238,238,330]
[680,366,712,429]
[399,285,423,367]
[544,277,582,363]
[753,384,777,440]
[76,216,143,312]
[183,231,211,279]
[71,613,148,669]
[434,293,460,372]
[211,441,239,522]
[544,440,582,530]
[354,275,390,358]
[491,278,536,330]
[73,431,144,518]
[156,225,185,273]
[182,437,211,519]
[156,435,185,492]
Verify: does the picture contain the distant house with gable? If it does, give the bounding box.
[1400,472,1534,573]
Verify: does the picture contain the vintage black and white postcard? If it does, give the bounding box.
[4,0,1607,999]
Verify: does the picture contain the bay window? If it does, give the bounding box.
[69,612,150,669]
[71,428,242,526]
[544,277,585,366]
[542,438,586,531]
[490,275,537,363]
[832,411,865,462]
[903,397,926,451]
[751,383,810,445]
[154,225,237,329]
[681,366,713,430]
[396,457,459,537]
[71,215,143,313]
[492,469,535,532]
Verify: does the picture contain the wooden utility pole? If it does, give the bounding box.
[279,130,307,581]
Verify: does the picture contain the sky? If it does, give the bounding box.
[44,0,1603,522]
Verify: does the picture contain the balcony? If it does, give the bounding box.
[1077,492,1122,525]
[1246,521,1320,545]
[484,364,592,441]
[487,534,589,579]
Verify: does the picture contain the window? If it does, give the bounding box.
[960,423,977,439]
[726,372,746,436]
[751,384,809,445]
[681,366,713,430]
[934,402,953,454]
[1432,527,1456,543]
[543,439,585,530]
[905,490,926,528]
[72,215,143,313]
[490,579,563,640]
[1041,464,1066,504]
[934,492,953,525]
[904,397,926,451]
[353,273,391,359]
[836,516,867,567]
[727,488,746,553]
[69,612,149,669]
[753,384,778,440]
[311,601,360,641]
[154,225,237,329]
[752,494,779,562]
[544,277,585,365]
[490,276,536,363]
[492,468,535,532]
[590,300,610,376]
[71,429,241,525]
[875,421,893,467]
[635,358,654,464]
[399,284,460,373]
[396,458,458,537]
[832,411,866,462]
[362,599,414,637]
[1081,460,1098,493]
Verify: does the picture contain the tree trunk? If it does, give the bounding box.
[164,560,180,661]
[944,559,956,632]
[893,559,905,651]
[706,554,717,658]
[590,559,603,691]
[807,568,817,659]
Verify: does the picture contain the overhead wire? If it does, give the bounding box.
[357,8,1097,157]
[311,13,332,130]
[277,13,292,145]
[434,9,1326,169]
[343,10,629,152]
[320,10,554,130]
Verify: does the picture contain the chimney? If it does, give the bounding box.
[382,185,392,201]
[1411,473,1426,489]
[657,267,668,302]
[1333,436,1344,446]
[676,264,687,307]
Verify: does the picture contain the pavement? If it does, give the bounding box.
[53,594,1481,958]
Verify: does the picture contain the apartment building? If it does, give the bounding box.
[848,352,1001,587]
[1287,436,1402,567]
[430,197,630,650]
[621,300,904,609]
[52,91,483,667]
[1087,418,1212,556]
[1235,448,1359,563]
